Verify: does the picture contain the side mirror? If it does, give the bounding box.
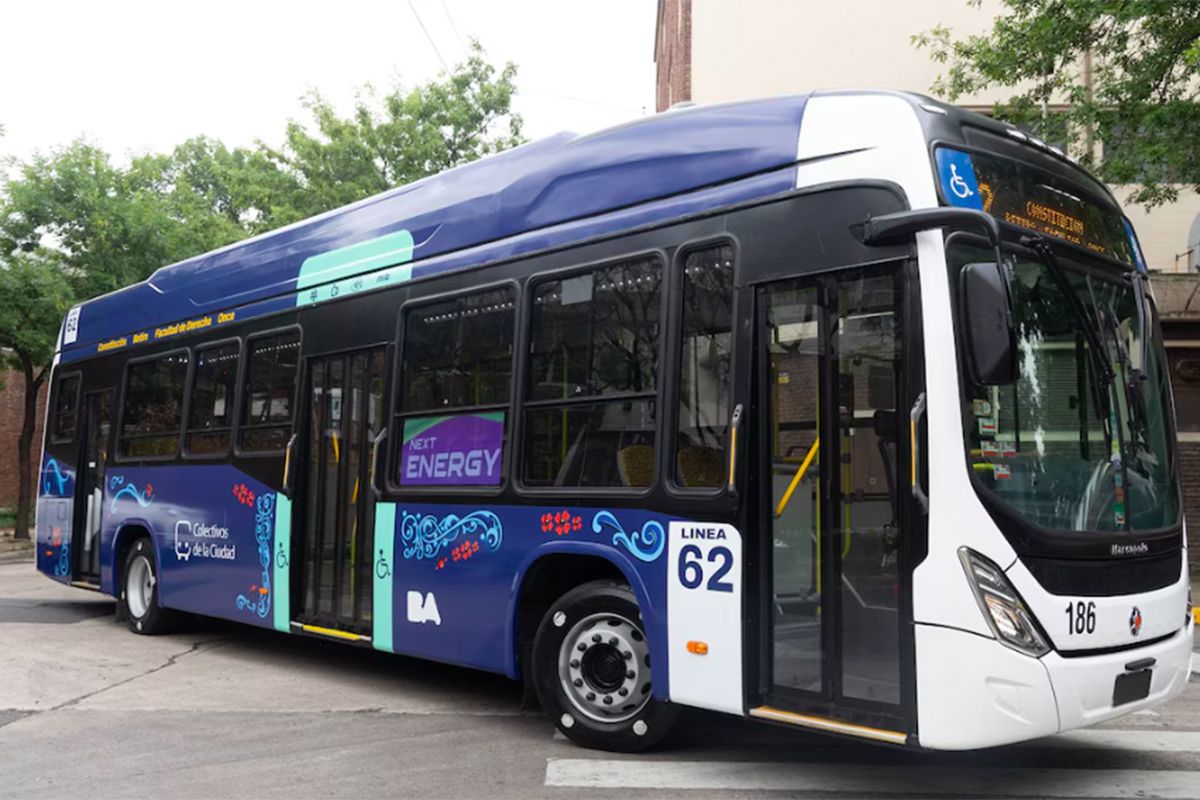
[961,262,1017,385]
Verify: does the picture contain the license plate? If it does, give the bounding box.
[1113,670,1152,707]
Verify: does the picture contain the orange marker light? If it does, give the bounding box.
[686,640,709,655]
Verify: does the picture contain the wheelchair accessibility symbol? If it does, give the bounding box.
[949,163,974,200]
[376,549,391,580]
[275,541,289,569]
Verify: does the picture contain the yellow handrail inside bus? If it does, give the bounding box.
[774,437,819,518]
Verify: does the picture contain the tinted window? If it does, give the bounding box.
[52,374,81,442]
[523,256,662,488]
[674,245,734,488]
[240,331,300,452]
[396,288,515,488]
[529,258,661,401]
[121,352,189,458]
[401,287,515,412]
[187,341,240,455]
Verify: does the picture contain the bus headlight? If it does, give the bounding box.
[958,548,1050,658]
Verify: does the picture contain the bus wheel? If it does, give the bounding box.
[532,580,677,752]
[118,537,174,635]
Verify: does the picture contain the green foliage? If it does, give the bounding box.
[913,0,1200,207]
[0,250,75,372]
[264,41,522,218]
[0,45,522,535]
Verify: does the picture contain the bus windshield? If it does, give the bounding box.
[948,240,1179,533]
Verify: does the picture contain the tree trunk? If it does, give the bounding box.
[13,356,44,541]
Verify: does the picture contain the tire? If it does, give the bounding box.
[118,537,175,635]
[531,580,678,752]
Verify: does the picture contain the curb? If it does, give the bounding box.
[0,549,35,564]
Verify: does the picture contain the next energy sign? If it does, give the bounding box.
[400,412,504,486]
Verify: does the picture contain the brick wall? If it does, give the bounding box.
[654,0,691,112]
[0,369,48,508]
[1182,441,1200,572]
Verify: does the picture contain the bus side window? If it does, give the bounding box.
[239,331,300,453]
[119,352,190,459]
[395,286,516,488]
[186,340,240,456]
[523,256,662,489]
[673,244,734,488]
[51,373,82,443]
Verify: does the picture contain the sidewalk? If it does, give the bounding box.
[0,529,34,563]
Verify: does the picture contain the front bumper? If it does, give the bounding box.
[915,620,1193,750]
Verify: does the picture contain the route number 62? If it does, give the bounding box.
[677,545,734,593]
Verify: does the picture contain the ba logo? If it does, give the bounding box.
[1130,606,1143,637]
[406,591,442,626]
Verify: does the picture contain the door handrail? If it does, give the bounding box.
[774,437,820,518]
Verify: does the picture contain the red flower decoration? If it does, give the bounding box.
[572,516,582,531]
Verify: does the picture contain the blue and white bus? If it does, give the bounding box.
[37,91,1190,751]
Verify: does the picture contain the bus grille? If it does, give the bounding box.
[1023,550,1182,597]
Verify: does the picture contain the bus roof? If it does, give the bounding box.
[63,93,814,358]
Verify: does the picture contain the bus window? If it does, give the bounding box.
[673,244,733,488]
[239,331,300,453]
[523,256,661,488]
[186,341,240,456]
[51,373,82,442]
[396,287,516,487]
[119,352,190,458]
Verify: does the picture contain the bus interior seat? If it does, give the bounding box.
[617,444,655,488]
[676,445,723,488]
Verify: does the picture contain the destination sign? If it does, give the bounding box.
[935,147,1134,263]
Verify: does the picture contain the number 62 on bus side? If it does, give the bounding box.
[677,544,734,592]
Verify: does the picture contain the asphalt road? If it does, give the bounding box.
[3,560,1200,799]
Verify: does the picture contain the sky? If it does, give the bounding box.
[0,0,658,166]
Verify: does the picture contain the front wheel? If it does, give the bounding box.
[118,537,175,634]
[531,580,677,752]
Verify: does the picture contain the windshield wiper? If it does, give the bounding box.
[1019,236,1115,411]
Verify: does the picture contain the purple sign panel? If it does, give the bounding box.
[400,412,504,486]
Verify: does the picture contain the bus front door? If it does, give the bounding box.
[294,347,388,636]
[757,264,910,737]
[72,389,111,584]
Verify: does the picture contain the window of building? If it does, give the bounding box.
[186,341,240,455]
[1169,347,1200,435]
[120,352,189,458]
[51,373,81,442]
[674,245,734,488]
[396,287,515,487]
[239,331,300,452]
[523,256,662,488]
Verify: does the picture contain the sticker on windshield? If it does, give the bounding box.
[936,149,983,210]
[972,399,992,417]
[978,418,997,437]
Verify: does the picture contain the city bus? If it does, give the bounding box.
[36,90,1190,752]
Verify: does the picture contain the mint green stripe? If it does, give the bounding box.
[296,230,414,307]
[401,411,506,443]
[272,494,292,633]
[373,503,396,652]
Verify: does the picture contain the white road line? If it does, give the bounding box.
[545,759,1200,798]
[1041,729,1200,752]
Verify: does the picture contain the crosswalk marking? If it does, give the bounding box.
[1044,729,1200,752]
[545,758,1200,798]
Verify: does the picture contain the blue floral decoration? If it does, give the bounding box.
[109,476,153,513]
[591,510,665,563]
[236,492,274,619]
[53,537,71,577]
[399,509,502,561]
[42,458,70,496]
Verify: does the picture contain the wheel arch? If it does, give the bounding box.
[508,542,659,684]
[107,518,158,597]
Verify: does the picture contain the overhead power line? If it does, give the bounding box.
[440,0,470,59]
[407,0,449,72]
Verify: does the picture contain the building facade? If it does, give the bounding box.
[0,369,47,511]
[655,0,1200,560]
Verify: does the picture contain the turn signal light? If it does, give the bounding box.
[686,640,708,655]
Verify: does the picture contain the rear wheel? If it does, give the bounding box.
[118,537,174,634]
[532,580,677,752]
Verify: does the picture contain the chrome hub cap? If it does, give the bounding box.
[558,612,651,723]
[126,555,154,619]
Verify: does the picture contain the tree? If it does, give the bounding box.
[0,44,524,538]
[914,1,1200,207]
[264,40,523,218]
[0,252,75,539]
